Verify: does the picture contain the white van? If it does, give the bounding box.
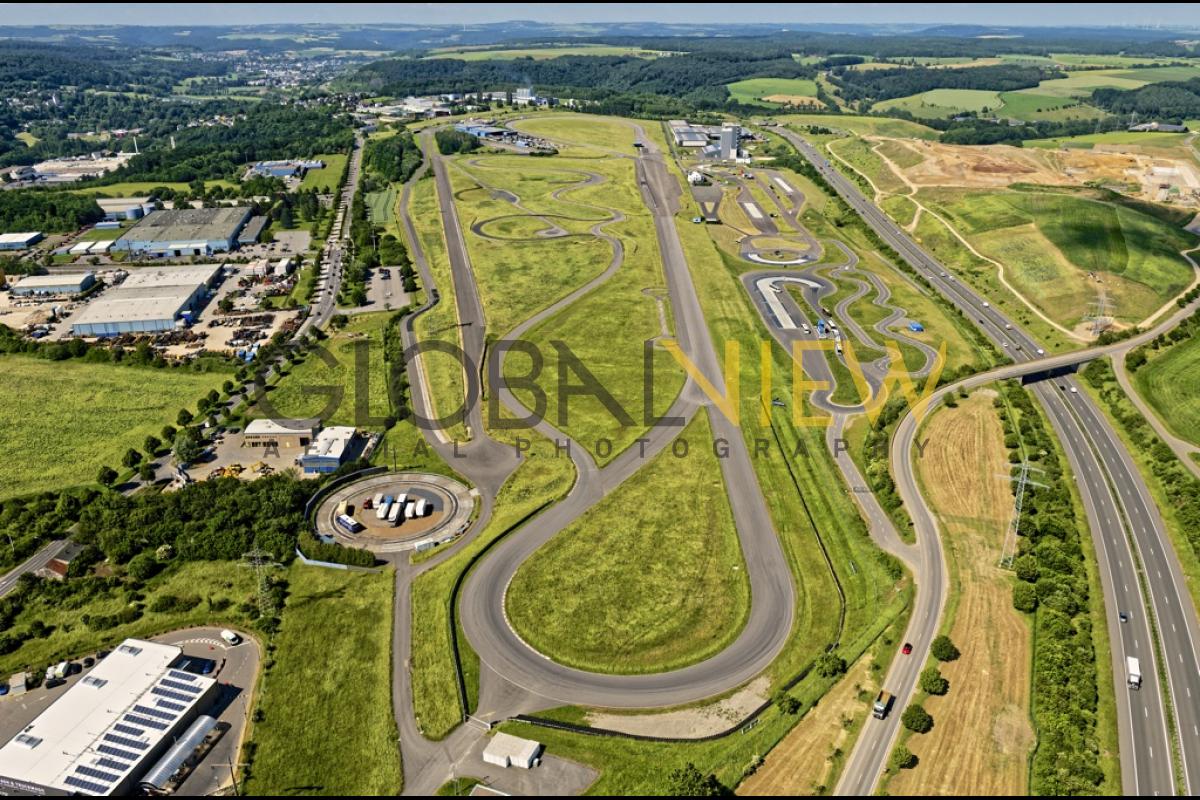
[220,629,242,646]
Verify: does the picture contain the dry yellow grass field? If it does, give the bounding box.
[889,390,1033,795]
[737,656,878,796]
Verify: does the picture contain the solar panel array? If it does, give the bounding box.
[26,653,217,795]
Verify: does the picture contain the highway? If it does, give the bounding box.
[780,126,1200,796]
[0,539,68,597]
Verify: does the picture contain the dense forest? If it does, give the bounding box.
[351,49,816,106]
[829,64,1061,105]
[0,40,226,93]
[88,105,354,184]
[0,190,102,232]
[363,130,423,183]
[1092,77,1200,122]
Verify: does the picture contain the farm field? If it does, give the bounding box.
[245,565,402,796]
[736,655,878,795]
[506,413,748,674]
[889,390,1032,795]
[726,77,820,106]
[916,187,1197,329]
[1132,334,1200,448]
[0,356,231,500]
[995,91,1106,122]
[299,152,348,192]
[874,88,1002,118]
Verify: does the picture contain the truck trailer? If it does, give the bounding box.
[376,495,393,521]
[873,690,894,719]
[1127,656,1142,690]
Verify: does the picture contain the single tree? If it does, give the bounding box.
[931,634,960,662]
[97,466,118,487]
[902,703,934,734]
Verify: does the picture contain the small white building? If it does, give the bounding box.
[481,732,542,770]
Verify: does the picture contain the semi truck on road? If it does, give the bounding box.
[1127,656,1142,689]
[873,690,894,719]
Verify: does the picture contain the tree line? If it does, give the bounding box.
[995,380,1106,794]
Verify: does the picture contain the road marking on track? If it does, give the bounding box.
[744,202,763,220]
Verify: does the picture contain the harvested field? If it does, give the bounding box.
[890,390,1033,796]
[737,656,877,796]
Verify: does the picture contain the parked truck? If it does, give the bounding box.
[1127,656,1142,690]
[376,495,393,521]
[873,690,894,719]
[387,500,403,526]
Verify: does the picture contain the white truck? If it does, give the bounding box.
[405,501,417,519]
[1127,656,1142,690]
[387,500,403,526]
[415,498,428,517]
[376,495,393,521]
[872,690,894,719]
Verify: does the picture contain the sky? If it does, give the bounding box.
[4,3,1200,29]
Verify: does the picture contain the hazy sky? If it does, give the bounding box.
[4,3,1200,28]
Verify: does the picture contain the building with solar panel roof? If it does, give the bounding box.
[0,638,217,796]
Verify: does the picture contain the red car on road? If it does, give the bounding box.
[901,642,913,655]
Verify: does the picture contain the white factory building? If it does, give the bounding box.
[70,264,221,337]
[0,638,218,796]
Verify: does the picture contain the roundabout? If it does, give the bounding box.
[315,471,476,553]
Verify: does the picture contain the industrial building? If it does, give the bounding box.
[238,215,268,246]
[112,207,253,258]
[0,231,43,251]
[95,197,155,222]
[668,120,708,148]
[10,271,95,296]
[719,124,741,160]
[482,733,542,770]
[248,159,325,179]
[70,264,221,337]
[299,426,359,474]
[243,418,319,449]
[0,638,218,796]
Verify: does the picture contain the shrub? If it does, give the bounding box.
[902,703,933,733]
[930,634,960,662]
[920,666,949,696]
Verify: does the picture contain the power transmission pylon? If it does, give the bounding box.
[240,547,282,619]
[997,461,1048,569]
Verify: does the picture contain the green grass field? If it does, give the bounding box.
[0,356,231,500]
[69,179,237,197]
[1030,70,1149,98]
[916,187,1197,328]
[299,152,348,192]
[826,136,909,195]
[366,184,398,225]
[727,77,820,106]
[245,565,401,796]
[506,413,748,673]
[426,44,671,61]
[15,131,38,147]
[1133,335,1200,448]
[874,88,1002,119]
[510,114,648,156]
[996,91,1107,122]
[780,113,939,139]
[0,560,258,676]
[1024,129,1192,152]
